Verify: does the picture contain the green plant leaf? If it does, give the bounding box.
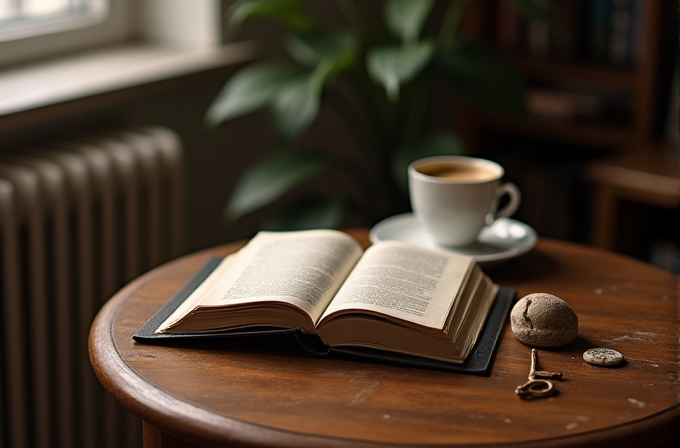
[439,39,526,114]
[366,41,435,101]
[205,63,302,127]
[285,30,358,66]
[311,47,358,84]
[384,0,435,43]
[269,75,321,142]
[391,131,467,189]
[261,195,346,230]
[268,46,357,141]
[227,0,312,32]
[225,152,332,221]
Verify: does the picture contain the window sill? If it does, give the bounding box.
[0,41,257,132]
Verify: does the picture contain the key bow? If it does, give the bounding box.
[515,379,555,398]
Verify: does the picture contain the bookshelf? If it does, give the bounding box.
[460,0,678,267]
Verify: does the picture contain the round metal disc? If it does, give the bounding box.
[583,348,624,366]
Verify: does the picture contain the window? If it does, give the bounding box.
[0,0,108,42]
[0,0,229,117]
[0,0,132,67]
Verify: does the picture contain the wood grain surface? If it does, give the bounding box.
[89,230,680,448]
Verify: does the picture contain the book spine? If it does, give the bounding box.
[494,0,643,67]
[548,0,574,60]
[497,0,520,54]
[608,0,634,65]
[589,0,611,63]
[627,0,643,65]
[572,0,592,61]
[528,0,551,57]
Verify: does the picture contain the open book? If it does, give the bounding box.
[135,230,514,372]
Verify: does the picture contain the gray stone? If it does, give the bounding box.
[510,293,579,348]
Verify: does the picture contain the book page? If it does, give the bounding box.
[318,241,473,330]
[156,254,239,332]
[157,230,363,332]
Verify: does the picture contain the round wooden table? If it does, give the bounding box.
[89,230,680,448]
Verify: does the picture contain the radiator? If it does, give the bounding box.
[0,125,184,448]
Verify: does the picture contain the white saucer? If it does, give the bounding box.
[369,213,537,267]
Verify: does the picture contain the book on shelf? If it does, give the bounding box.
[134,229,514,374]
[496,0,639,66]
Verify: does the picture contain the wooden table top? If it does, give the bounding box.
[89,230,680,448]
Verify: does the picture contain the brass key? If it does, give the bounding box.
[515,349,562,399]
[529,349,563,380]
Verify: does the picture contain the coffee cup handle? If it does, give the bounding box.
[493,182,521,220]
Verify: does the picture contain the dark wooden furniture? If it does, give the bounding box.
[89,230,679,448]
[459,1,677,250]
[462,0,674,153]
[585,148,680,250]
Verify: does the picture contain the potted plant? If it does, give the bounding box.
[206,0,551,230]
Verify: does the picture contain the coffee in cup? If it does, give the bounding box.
[415,162,498,182]
[408,156,521,247]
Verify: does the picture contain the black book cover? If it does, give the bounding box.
[134,257,515,375]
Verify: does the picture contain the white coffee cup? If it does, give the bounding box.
[408,156,521,247]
